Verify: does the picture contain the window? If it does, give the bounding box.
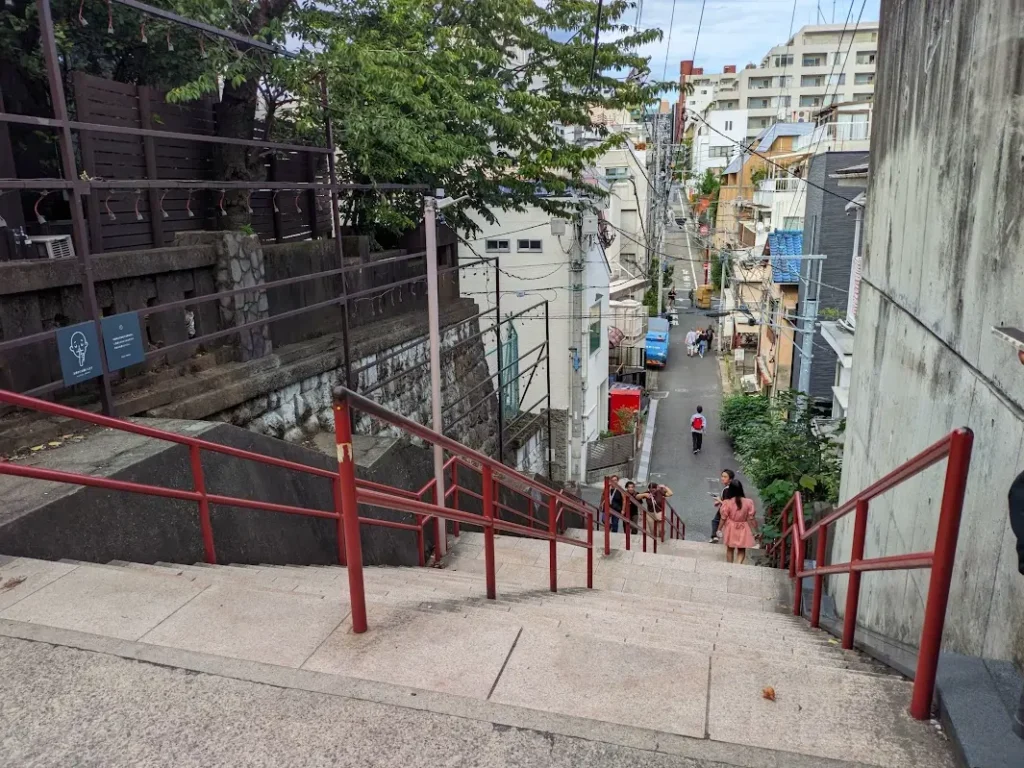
[854,92,874,103]
[747,97,771,109]
[700,88,708,94]
[724,120,733,131]
[777,95,792,108]
[799,94,824,107]
[776,75,793,88]
[750,77,772,89]
[856,51,877,65]
[588,303,601,354]
[855,31,878,43]
[604,166,628,180]
[832,52,847,67]
[802,54,826,67]
[485,239,510,253]
[709,146,731,158]
[782,217,803,230]
[801,75,825,87]
[828,73,846,86]
[517,239,543,253]
[773,54,794,67]
[854,72,874,85]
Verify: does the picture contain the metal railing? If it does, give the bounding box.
[773,428,974,719]
[0,385,697,637]
[601,477,686,556]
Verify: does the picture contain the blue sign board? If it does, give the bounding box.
[101,311,145,371]
[56,321,103,386]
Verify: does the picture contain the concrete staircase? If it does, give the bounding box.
[0,533,954,767]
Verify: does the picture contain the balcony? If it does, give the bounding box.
[753,176,804,207]
[793,121,871,152]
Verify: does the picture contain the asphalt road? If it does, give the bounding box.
[645,224,758,542]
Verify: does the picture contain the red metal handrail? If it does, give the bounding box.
[776,428,974,720]
[0,388,599,636]
[600,478,686,556]
[332,386,597,633]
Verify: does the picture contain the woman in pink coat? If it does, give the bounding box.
[717,480,757,564]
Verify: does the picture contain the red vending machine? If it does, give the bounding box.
[608,383,643,433]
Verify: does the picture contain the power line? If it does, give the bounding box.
[660,0,679,82]
[686,111,864,210]
[588,0,605,91]
[690,0,707,63]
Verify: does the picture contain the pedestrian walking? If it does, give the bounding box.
[698,329,708,358]
[685,328,698,357]
[705,326,715,353]
[710,468,736,543]
[690,405,706,454]
[607,475,623,533]
[717,480,757,564]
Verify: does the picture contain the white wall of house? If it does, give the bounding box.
[690,109,748,182]
[461,203,612,481]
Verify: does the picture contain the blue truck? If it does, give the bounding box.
[645,317,670,368]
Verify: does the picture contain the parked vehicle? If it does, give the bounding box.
[645,317,670,368]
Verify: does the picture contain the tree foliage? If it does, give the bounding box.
[4,0,673,235]
[720,390,844,550]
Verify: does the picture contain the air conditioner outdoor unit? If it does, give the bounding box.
[28,234,75,260]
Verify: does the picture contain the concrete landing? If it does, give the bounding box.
[0,554,954,767]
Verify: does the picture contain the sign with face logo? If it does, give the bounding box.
[56,321,102,386]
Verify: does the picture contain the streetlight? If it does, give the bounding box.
[424,190,468,560]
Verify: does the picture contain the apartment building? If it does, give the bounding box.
[688,108,748,182]
[678,22,878,141]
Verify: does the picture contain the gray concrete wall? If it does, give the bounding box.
[793,151,867,406]
[0,420,438,568]
[830,0,1024,666]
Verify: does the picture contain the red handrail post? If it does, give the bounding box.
[189,444,216,564]
[417,527,426,567]
[661,507,666,543]
[625,508,631,550]
[586,504,594,589]
[910,428,974,720]
[482,464,497,600]
[548,495,558,593]
[779,505,789,571]
[603,476,611,556]
[451,465,460,538]
[811,526,828,628]
[792,530,804,617]
[842,498,869,649]
[433,485,444,563]
[333,394,367,633]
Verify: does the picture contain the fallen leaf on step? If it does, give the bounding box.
[62,434,74,439]
[762,687,776,702]
[47,441,63,448]
[30,445,44,452]
[828,638,839,645]
[0,576,27,592]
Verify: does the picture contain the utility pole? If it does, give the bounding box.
[568,211,585,487]
[423,190,468,558]
[796,258,825,396]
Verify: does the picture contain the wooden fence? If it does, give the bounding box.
[72,72,326,254]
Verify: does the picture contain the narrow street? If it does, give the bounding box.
[645,215,757,542]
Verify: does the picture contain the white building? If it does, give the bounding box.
[689,108,748,182]
[685,22,879,141]
[460,194,613,484]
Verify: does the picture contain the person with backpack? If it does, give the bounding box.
[710,468,736,543]
[637,482,673,540]
[705,326,715,354]
[698,329,708,358]
[690,406,707,454]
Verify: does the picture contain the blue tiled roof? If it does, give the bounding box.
[768,230,803,284]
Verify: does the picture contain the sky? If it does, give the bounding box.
[626,0,881,86]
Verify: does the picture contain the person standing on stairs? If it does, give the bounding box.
[638,482,673,540]
[717,480,757,565]
[690,406,707,454]
[624,480,640,536]
[607,475,623,533]
[709,469,736,544]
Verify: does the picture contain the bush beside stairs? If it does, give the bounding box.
[0,530,953,767]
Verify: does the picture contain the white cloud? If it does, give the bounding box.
[625,0,880,88]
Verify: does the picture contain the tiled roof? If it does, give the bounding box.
[755,123,814,153]
[768,229,803,284]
